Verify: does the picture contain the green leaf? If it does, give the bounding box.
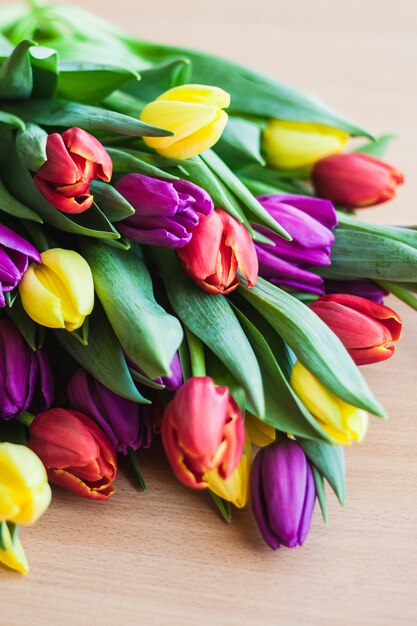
[376,280,417,312]
[234,307,331,442]
[151,249,265,416]
[312,466,329,523]
[0,111,25,135]
[209,490,231,523]
[58,61,139,104]
[89,180,135,222]
[123,58,192,102]
[54,303,148,403]
[106,147,178,180]
[1,99,173,137]
[354,134,396,157]
[30,45,58,98]
[6,297,39,350]
[125,38,371,137]
[215,116,266,168]
[0,40,33,100]
[337,213,417,249]
[15,123,47,171]
[80,242,183,380]
[0,177,42,222]
[201,149,291,240]
[239,278,385,416]
[323,228,417,282]
[298,438,346,506]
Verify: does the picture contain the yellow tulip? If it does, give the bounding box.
[0,522,29,574]
[19,248,94,331]
[140,84,230,159]
[290,361,368,445]
[205,434,251,508]
[245,413,276,447]
[0,442,51,525]
[262,120,349,170]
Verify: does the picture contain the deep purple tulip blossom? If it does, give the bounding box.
[251,440,316,550]
[67,368,154,454]
[0,320,54,420]
[115,174,214,248]
[0,223,41,306]
[325,278,388,305]
[253,194,337,295]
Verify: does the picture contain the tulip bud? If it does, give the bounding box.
[177,209,258,294]
[161,377,245,489]
[28,408,117,500]
[309,294,402,365]
[325,279,388,305]
[291,361,368,445]
[205,434,252,508]
[262,120,348,170]
[0,320,54,420]
[0,522,29,574]
[140,84,230,159]
[115,174,213,248]
[251,440,316,550]
[253,194,337,294]
[0,224,40,307]
[312,152,404,208]
[19,248,94,331]
[67,368,153,454]
[0,442,51,525]
[34,127,113,214]
[127,352,183,391]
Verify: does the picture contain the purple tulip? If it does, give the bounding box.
[67,368,154,454]
[127,352,183,391]
[115,174,214,248]
[0,320,54,420]
[253,194,337,295]
[251,440,316,550]
[325,279,388,305]
[0,223,40,306]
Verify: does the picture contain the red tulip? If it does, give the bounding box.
[28,408,117,500]
[34,127,113,214]
[177,209,258,294]
[309,293,402,365]
[161,377,245,489]
[312,153,404,208]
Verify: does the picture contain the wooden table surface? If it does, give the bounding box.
[1,1,417,624]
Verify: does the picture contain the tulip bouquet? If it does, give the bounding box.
[0,1,414,574]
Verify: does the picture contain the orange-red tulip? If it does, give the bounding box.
[309,293,402,365]
[177,209,258,294]
[28,408,117,500]
[161,377,245,489]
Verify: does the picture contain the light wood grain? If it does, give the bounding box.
[1,1,417,624]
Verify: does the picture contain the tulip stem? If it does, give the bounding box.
[209,490,231,524]
[376,280,417,312]
[16,411,35,427]
[185,328,206,377]
[127,448,146,491]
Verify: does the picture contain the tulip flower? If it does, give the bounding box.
[262,120,348,170]
[291,360,368,445]
[67,368,153,454]
[309,294,402,365]
[0,320,53,420]
[140,84,230,159]
[127,352,183,391]
[34,127,113,214]
[19,248,94,331]
[115,173,213,247]
[245,413,276,447]
[177,209,258,294]
[253,194,337,294]
[312,152,404,208]
[0,442,51,525]
[205,434,251,508]
[251,440,316,550]
[0,224,40,307]
[325,279,388,305]
[0,522,29,574]
[28,408,117,500]
[161,377,245,489]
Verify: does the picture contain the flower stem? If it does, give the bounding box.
[127,448,146,491]
[185,328,206,377]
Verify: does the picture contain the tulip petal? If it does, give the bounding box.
[19,263,66,329]
[61,127,113,182]
[48,468,115,500]
[217,209,258,287]
[36,133,79,184]
[156,84,231,109]
[177,211,223,279]
[34,176,94,214]
[251,451,281,550]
